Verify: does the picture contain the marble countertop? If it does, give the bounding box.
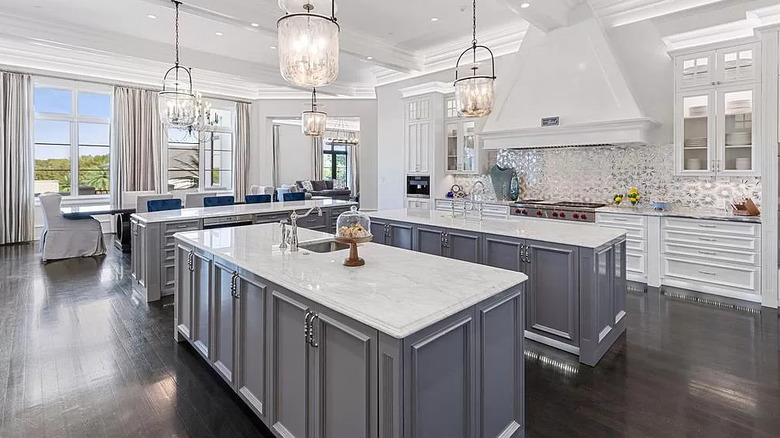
[132,199,356,224]
[596,205,762,223]
[369,209,626,248]
[175,224,527,339]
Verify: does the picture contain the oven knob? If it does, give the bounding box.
[581,214,587,220]
[560,212,566,218]
[522,210,528,215]
[536,211,543,216]
[552,212,559,218]
[573,213,579,219]
[515,209,522,214]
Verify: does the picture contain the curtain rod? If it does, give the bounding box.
[0,65,253,104]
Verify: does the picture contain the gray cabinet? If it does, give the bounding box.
[131,220,147,285]
[415,225,446,257]
[371,220,413,250]
[255,212,292,225]
[213,261,239,385]
[370,220,388,245]
[414,225,481,263]
[524,240,580,348]
[483,235,523,272]
[174,244,194,341]
[192,250,212,359]
[235,271,268,420]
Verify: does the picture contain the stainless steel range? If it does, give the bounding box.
[511,200,606,222]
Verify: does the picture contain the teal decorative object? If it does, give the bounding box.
[509,174,520,201]
[489,164,515,201]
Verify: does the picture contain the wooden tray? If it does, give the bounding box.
[334,235,373,267]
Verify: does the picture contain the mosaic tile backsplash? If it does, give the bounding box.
[455,144,761,208]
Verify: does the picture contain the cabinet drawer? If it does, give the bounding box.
[255,212,291,224]
[664,243,758,266]
[596,213,647,227]
[626,238,645,252]
[164,220,201,234]
[435,199,453,211]
[627,253,646,275]
[162,248,175,263]
[600,224,645,240]
[296,214,326,228]
[482,204,510,217]
[663,257,759,291]
[663,217,760,237]
[164,264,176,287]
[663,230,760,252]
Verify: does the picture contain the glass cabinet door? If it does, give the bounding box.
[461,121,476,173]
[719,86,757,173]
[680,93,713,173]
[446,122,459,172]
[677,53,715,89]
[718,44,758,84]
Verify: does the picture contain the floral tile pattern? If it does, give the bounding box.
[452,144,761,208]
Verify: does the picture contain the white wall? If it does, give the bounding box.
[249,98,378,209]
[276,124,314,185]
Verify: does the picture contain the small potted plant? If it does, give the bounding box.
[627,187,640,206]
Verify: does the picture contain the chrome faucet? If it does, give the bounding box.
[288,206,323,252]
[279,220,289,250]
[471,181,486,201]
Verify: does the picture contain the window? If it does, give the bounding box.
[322,143,349,188]
[33,82,112,197]
[167,106,235,191]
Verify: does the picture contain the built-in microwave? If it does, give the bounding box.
[406,175,430,198]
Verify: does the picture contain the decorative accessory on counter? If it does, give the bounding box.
[650,201,669,211]
[731,198,760,216]
[613,194,623,205]
[277,0,339,87]
[446,191,454,198]
[509,174,519,201]
[626,187,640,205]
[335,206,372,267]
[453,0,496,117]
[450,184,468,199]
[489,164,515,201]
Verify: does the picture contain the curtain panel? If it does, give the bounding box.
[0,72,34,244]
[234,102,251,202]
[111,87,164,206]
[312,137,324,181]
[349,143,360,200]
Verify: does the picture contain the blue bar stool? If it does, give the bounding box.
[147,198,183,212]
[203,196,235,207]
[283,192,305,202]
[245,195,272,204]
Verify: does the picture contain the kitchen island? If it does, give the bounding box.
[368,209,628,366]
[174,223,528,438]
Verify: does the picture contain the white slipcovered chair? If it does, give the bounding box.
[249,185,274,196]
[122,190,156,209]
[39,193,106,262]
[136,194,173,213]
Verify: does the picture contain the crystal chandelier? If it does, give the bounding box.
[325,118,359,146]
[159,0,197,128]
[190,92,221,133]
[277,0,340,87]
[454,0,497,118]
[302,88,327,137]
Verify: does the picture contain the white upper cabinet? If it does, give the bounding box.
[405,98,432,174]
[444,96,480,175]
[674,42,761,176]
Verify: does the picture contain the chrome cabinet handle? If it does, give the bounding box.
[304,311,313,344]
[187,251,194,272]
[698,237,717,242]
[308,313,319,348]
[230,271,239,298]
[698,250,717,256]
[697,224,717,228]
[698,270,717,276]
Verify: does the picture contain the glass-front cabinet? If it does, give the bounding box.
[444,96,480,174]
[673,42,760,176]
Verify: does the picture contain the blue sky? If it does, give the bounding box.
[34,88,111,160]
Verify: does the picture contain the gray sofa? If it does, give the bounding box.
[296,180,352,201]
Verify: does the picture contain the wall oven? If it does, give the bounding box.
[406,175,430,198]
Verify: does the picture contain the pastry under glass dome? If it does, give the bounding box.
[334,206,372,266]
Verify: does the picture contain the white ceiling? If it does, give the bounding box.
[0,0,769,100]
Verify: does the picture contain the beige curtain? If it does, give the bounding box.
[312,137,324,180]
[0,72,34,244]
[234,102,251,202]
[111,87,164,206]
[349,143,360,200]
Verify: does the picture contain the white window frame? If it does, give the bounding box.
[32,78,113,200]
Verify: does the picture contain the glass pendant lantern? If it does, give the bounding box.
[302,88,327,137]
[277,0,340,87]
[159,0,197,128]
[454,0,497,118]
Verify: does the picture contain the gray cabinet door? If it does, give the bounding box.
[192,251,212,358]
[213,261,238,385]
[136,222,147,286]
[311,308,378,438]
[595,245,615,344]
[236,272,267,420]
[613,241,627,325]
[388,223,413,250]
[447,229,482,264]
[415,226,445,257]
[525,240,580,347]
[174,244,193,341]
[296,210,327,230]
[369,220,387,245]
[268,289,314,438]
[483,235,523,272]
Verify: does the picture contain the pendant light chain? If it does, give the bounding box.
[472,0,477,47]
[174,0,181,66]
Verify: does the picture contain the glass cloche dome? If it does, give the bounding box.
[336,206,371,239]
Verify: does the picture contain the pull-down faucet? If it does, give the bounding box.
[287,206,323,252]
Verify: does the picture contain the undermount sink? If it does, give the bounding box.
[299,240,350,253]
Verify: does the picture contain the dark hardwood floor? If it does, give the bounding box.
[0,242,778,437]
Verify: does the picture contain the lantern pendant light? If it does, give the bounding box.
[302,88,327,137]
[277,0,340,87]
[454,0,496,118]
[159,0,197,128]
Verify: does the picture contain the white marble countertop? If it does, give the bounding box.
[175,224,527,339]
[132,199,356,224]
[369,209,626,248]
[596,205,762,223]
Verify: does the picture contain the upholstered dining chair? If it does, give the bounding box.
[147,199,183,212]
[203,196,235,207]
[136,194,173,213]
[245,195,272,204]
[38,193,106,262]
[283,192,306,202]
[184,192,222,208]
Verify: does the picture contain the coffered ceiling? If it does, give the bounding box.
[0,0,766,100]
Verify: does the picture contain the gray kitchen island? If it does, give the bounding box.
[173,223,528,438]
[368,209,628,367]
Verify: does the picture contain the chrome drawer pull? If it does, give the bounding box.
[698,250,717,256]
[698,270,717,276]
[697,224,717,228]
[698,237,717,242]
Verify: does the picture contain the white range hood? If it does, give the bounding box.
[481,4,658,149]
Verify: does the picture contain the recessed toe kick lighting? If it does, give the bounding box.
[147,14,157,19]
[250,22,259,27]
[430,17,439,22]
[520,2,531,8]
[215,32,223,36]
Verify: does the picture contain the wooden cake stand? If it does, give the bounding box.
[334,235,373,267]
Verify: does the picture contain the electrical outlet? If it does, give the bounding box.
[715,198,726,209]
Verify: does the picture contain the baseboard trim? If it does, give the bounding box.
[660,286,761,314]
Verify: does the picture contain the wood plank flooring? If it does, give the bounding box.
[0,242,778,437]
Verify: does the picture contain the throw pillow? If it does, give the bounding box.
[324,180,334,190]
[301,180,314,191]
[312,180,328,191]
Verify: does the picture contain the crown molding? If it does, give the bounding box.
[663,19,756,52]
[399,82,454,98]
[593,0,729,28]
